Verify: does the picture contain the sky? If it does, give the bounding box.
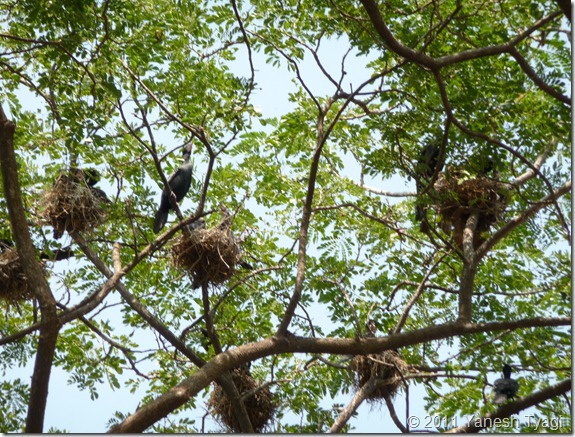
[2,18,548,434]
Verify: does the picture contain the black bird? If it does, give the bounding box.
[70,167,101,187]
[0,238,14,251]
[70,168,109,202]
[480,157,494,176]
[415,139,442,223]
[492,364,519,404]
[365,319,377,337]
[186,218,206,233]
[153,144,193,234]
[39,246,75,261]
[1,238,74,261]
[53,167,110,239]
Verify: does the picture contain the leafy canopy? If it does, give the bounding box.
[0,0,571,433]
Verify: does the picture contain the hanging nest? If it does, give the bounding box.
[171,223,242,289]
[432,174,509,248]
[40,173,107,239]
[351,349,408,402]
[207,365,276,433]
[0,247,38,303]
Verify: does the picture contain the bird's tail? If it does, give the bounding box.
[493,393,507,404]
[153,208,168,234]
[415,204,426,222]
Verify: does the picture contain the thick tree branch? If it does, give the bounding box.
[360,1,570,105]
[508,47,571,105]
[328,376,378,433]
[0,104,61,432]
[476,179,571,259]
[358,0,437,69]
[556,0,571,22]
[109,316,569,432]
[73,235,254,433]
[446,379,571,433]
[512,143,554,186]
[277,105,330,335]
[71,233,206,368]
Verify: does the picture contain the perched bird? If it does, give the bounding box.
[479,156,495,176]
[415,139,442,224]
[0,238,74,261]
[70,167,101,187]
[0,238,14,251]
[153,144,193,233]
[186,218,206,233]
[53,167,109,239]
[39,246,75,261]
[365,319,377,337]
[492,364,519,404]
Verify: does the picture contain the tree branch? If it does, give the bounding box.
[508,47,571,105]
[109,316,570,432]
[445,379,571,433]
[0,104,60,432]
[458,213,480,322]
[74,235,254,433]
[477,179,571,259]
[328,376,378,433]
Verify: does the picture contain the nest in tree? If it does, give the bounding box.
[207,365,276,433]
[351,350,408,402]
[0,248,39,303]
[433,174,509,248]
[40,174,107,239]
[171,224,242,289]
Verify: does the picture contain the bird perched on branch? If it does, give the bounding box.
[492,364,519,404]
[365,319,377,337]
[415,139,442,226]
[153,144,194,233]
[1,238,74,261]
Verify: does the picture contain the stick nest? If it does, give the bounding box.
[351,350,408,402]
[0,248,40,303]
[40,174,107,238]
[433,175,509,248]
[171,225,242,288]
[207,365,276,433]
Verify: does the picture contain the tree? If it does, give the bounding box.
[0,0,571,432]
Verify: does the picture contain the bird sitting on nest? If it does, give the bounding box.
[492,364,519,404]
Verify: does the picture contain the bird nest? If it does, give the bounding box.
[433,175,509,248]
[40,174,107,239]
[351,350,408,402]
[171,225,242,289]
[207,365,276,433]
[0,248,39,303]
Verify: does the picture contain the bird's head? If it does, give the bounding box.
[82,168,101,185]
[503,363,513,379]
[182,143,193,158]
[365,319,377,337]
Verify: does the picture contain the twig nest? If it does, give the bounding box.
[207,365,276,433]
[0,248,38,303]
[433,174,509,248]
[351,350,408,402]
[40,173,107,239]
[171,224,242,289]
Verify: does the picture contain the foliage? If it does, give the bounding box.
[0,0,571,433]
